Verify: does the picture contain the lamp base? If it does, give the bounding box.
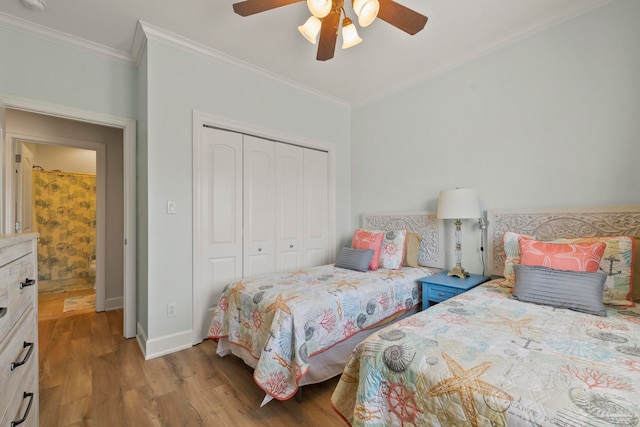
[447,265,470,279]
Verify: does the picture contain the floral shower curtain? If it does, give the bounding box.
[33,170,96,281]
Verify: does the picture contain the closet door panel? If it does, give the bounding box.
[303,149,329,267]
[197,127,243,340]
[275,143,304,272]
[243,136,276,277]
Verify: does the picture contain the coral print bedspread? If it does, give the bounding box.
[332,280,640,427]
[208,264,433,401]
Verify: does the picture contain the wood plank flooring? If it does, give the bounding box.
[39,277,95,321]
[38,309,346,426]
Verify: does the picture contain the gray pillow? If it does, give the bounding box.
[511,264,607,317]
[335,247,375,272]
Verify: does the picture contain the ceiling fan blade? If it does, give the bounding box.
[233,0,303,16]
[316,4,342,61]
[377,0,427,35]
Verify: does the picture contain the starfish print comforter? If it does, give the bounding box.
[208,264,434,401]
[331,280,640,427]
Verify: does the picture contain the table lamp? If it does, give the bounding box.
[437,188,481,278]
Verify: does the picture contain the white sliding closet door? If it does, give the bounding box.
[194,120,334,343]
[275,143,304,271]
[243,135,276,277]
[196,127,243,339]
[303,149,329,267]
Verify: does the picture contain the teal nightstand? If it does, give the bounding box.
[418,272,490,310]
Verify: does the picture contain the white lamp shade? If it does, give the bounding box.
[307,0,331,18]
[341,22,362,49]
[298,16,322,44]
[353,0,379,27]
[437,188,481,219]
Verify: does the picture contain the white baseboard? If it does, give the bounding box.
[139,327,193,360]
[105,296,123,311]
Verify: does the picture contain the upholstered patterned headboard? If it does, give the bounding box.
[362,211,444,269]
[487,205,640,277]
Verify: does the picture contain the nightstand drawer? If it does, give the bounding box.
[418,272,490,310]
[426,284,457,302]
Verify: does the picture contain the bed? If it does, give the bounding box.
[208,211,444,405]
[331,205,640,426]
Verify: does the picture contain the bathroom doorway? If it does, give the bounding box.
[1,99,136,338]
[20,143,99,319]
[6,108,123,321]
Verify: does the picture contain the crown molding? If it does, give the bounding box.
[0,11,134,65]
[134,21,350,109]
[0,11,349,107]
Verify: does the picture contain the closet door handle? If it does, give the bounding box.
[11,392,34,427]
[19,278,36,289]
[258,248,262,252]
[0,307,6,319]
[11,342,34,371]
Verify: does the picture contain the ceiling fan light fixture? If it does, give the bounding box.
[298,16,322,44]
[341,17,362,49]
[21,0,46,11]
[307,0,331,18]
[352,0,378,27]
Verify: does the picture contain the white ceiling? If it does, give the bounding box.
[0,0,612,106]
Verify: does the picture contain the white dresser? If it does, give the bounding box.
[0,234,38,427]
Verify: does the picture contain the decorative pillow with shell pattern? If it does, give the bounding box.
[501,232,635,306]
[379,229,407,270]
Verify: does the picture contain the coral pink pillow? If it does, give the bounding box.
[518,237,606,272]
[352,229,384,270]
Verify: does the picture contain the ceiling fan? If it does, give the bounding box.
[232,0,428,61]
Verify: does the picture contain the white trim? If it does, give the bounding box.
[143,329,193,360]
[106,296,124,311]
[192,110,337,345]
[135,21,350,109]
[0,93,137,338]
[0,11,133,65]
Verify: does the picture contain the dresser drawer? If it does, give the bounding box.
[0,282,8,343]
[0,366,37,427]
[0,308,37,419]
[0,241,31,270]
[4,254,36,331]
[426,284,458,302]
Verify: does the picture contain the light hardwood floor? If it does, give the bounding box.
[39,277,96,321]
[38,309,346,426]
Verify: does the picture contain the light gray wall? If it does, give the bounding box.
[0,25,136,118]
[141,39,351,340]
[350,0,640,276]
[28,144,96,173]
[136,47,149,337]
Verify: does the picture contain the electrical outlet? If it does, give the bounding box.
[167,303,177,317]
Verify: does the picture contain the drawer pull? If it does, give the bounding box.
[438,292,445,297]
[10,341,34,371]
[0,307,6,318]
[11,392,34,427]
[19,278,36,289]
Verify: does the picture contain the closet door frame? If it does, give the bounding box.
[192,111,336,344]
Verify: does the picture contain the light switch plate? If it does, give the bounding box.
[167,200,177,214]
